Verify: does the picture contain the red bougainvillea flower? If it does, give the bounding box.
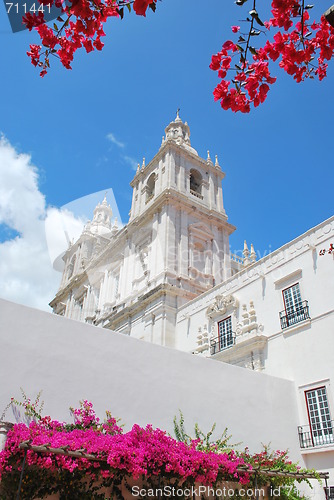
[133,0,155,16]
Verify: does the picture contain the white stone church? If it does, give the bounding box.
[46,112,334,496]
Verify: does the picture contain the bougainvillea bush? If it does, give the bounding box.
[0,400,319,499]
[22,0,334,113]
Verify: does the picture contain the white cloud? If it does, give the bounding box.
[122,155,138,171]
[45,207,86,272]
[0,137,81,312]
[106,132,139,172]
[106,132,125,149]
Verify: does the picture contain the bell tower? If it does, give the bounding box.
[50,113,236,349]
[128,111,235,300]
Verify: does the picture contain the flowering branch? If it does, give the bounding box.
[210,0,334,112]
[25,0,157,76]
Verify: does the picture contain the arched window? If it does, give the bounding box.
[146,173,156,203]
[190,169,202,198]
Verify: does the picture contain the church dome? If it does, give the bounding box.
[163,110,198,155]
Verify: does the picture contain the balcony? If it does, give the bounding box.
[298,421,334,449]
[279,300,310,330]
[145,193,154,204]
[190,189,203,200]
[210,333,236,355]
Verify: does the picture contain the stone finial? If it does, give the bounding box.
[243,240,250,266]
[175,108,181,122]
[141,157,146,171]
[207,150,213,165]
[136,163,140,174]
[215,155,220,168]
[161,136,165,146]
[250,243,257,263]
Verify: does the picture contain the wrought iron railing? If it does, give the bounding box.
[298,421,334,448]
[210,333,236,355]
[190,189,203,200]
[279,300,310,329]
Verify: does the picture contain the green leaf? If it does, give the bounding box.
[254,16,265,27]
[249,9,265,26]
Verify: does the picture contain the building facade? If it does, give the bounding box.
[50,112,247,347]
[50,114,334,493]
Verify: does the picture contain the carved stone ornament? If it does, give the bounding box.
[235,300,264,337]
[206,294,239,319]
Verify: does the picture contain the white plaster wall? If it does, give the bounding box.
[174,218,334,491]
[0,298,301,461]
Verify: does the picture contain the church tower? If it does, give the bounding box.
[128,111,235,296]
[50,113,236,348]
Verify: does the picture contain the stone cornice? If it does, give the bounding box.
[211,335,268,364]
[130,141,225,187]
[99,283,188,328]
[130,188,235,233]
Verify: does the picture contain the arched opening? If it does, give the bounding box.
[190,169,202,198]
[146,173,156,203]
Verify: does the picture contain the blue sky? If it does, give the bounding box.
[0,0,333,309]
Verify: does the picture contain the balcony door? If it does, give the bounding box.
[305,387,333,446]
[218,316,233,350]
[282,283,304,326]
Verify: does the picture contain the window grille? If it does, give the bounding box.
[305,387,333,446]
[279,283,310,329]
[218,316,234,350]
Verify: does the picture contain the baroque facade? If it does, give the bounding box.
[31,114,334,494]
[50,112,249,347]
[50,115,334,494]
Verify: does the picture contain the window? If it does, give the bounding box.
[192,241,205,274]
[305,387,333,446]
[324,486,334,499]
[218,316,234,351]
[146,173,155,203]
[189,169,203,199]
[279,283,310,329]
